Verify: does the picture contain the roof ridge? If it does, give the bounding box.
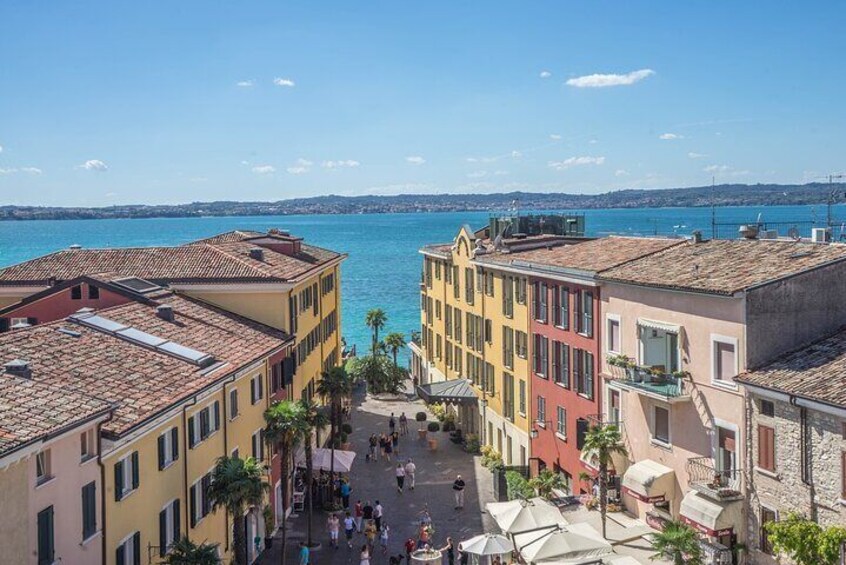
[199,243,278,278]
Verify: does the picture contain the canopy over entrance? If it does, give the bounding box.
[417,378,478,405]
[295,447,356,473]
[679,490,741,537]
[622,459,675,503]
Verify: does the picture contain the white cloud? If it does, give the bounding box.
[286,159,314,174]
[273,78,295,87]
[322,160,360,169]
[0,166,42,175]
[252,165,276,174]
[687,152,707,159]
[549,134,562,140]
[703,164,730,173]
[615,169,630,177]
[566,68,655,88]
[0,144,3,153]
[405,156,426,165]
[539,70,552,79]
[511,150,522,158]
[105,192,118,197]
[240,160,250,165]
[20,167,42,174]
[236,80,255,87]
[659,133,683,140]
[589,139,598,145]
[467,170,488,178]
[190,177,208,183]
[79,159,108,172]
[494,170,509,176]
[548,156,606,170]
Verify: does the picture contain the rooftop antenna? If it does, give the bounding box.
[820,173,846,227]
[710,176,716,239]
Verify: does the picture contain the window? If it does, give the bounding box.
[190,473,212,527]
[81,429,96,462]
[464,268,475,304]
[653,406,670,445]
[88,284,100,299]
[230,389,239,419]
[82,481,97,540]
[556,287,569,329]
[503,373,515,421]
[38,506,54,565]
[157,427,179,470]
[516,331,528,359]
[713,337,738,384]
[454,347,462,374]
[485,362,495,395]
[576,291,594,337]
[114,451,139,501]
[321,273,335,295]
[452,266,460,299]
[552,341,569,387]
[760,507,777,554]
[188,402,220,448]
[36,449,52,485]
[537,396,546,425]
[533,282,548,322]
[251,375,264,404]
[446,343,453,369]
[519,380,526,415]
[484,319,493,344]
[426,297,433,325]
[445,306,453,338]
[516,277,527,305]
[159,499,181,557]
[71,284,83,300]
[609,390,621,424]
[760,399,774,417]
[435,300,441,320]
[485,271,494,296]
[445,263,452,283]
[454,311,462,344]
[435,261,441,280]
[533,334,548,377]
[556,406,567,437]
[425,259,433,288]
[436,335,442,360]
[574,350,594,399]
[252,429,265,461]
[758,425,775,471]
[502,326,514,369]
[607,317,621,354]
[502,275,514,318]
[117,531,141,565]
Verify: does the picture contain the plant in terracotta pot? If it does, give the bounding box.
[416,412,428,440]
[427,421,440,449]
[263,505,275,548]
[339,432,350,450]
[341,423,353,435]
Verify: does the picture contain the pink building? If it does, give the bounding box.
[0,365,113,565]
[595,236,846,562]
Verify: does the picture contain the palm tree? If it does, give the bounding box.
[160,536,220,564]
[649,520,703,565]
[582,424,627,539]
[206,456,268,565]
[264,400,307,565]
[316,366,353,480]
[299,399,330,547]
[365,309,387,354]
[383,332,407,366]
[528,469,565,499]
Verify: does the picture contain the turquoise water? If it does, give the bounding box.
[0,204,842,357]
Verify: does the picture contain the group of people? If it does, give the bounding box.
[325,499,389,565]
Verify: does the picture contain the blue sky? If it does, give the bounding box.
[1,1,845,206]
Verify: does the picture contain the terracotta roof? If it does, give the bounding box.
[0,292,291,436]
[737,327,846,407]
[191,230,266,244]
[0,374,111,456]
[476,236,684,273]
[598,239,846,295]
[0,230,342,285]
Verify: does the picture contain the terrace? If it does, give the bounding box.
[605,361,690,401]
[686,457,744,501]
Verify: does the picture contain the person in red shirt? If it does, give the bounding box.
[405,538,416,562]
[354,500,364,532]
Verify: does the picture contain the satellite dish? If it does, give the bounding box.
[788,227,800,240]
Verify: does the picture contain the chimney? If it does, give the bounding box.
[156,304,175,322]
[692,230,703,244]
[69,244,82,250]
[249,248,265,261]
[4,359,32,379]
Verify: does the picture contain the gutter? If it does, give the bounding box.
[98,408,116,564]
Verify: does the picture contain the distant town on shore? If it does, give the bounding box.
[3,182,846,221]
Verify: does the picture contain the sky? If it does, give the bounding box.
[1,1,845,207]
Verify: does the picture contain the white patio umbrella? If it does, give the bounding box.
[295,447,356,473]
[486,497,568,535]
[459,533,514,565]
[513,523,612,564]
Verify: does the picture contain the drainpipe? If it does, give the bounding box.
[181,396,197,548]
[221,373,238,552]
[97,410,115,565]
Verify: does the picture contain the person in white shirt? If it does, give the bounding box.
[374,500,384,530]
[395,463,406,493]
[404,458,417,490]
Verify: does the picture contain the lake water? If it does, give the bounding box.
[1,204,842,357]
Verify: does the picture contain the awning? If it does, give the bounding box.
[417,378,478,405]
[295,448,356,473]
[513,523,612,564]
[622,459,675,503]
[679,490,741,537]
[638,318,681,334]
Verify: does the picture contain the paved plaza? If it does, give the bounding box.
[258,386,497,564]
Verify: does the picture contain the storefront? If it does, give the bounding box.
[621,459,675,527]
[679,491,741,565]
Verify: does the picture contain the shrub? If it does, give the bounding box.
[505,470,534,500]
[347,354,407,394]
[341,423,353,435]
[430,403,447,421]
[442,421,456,432]
[415,412,427,422]
[427,421,440,432]
[464,434,481,454]
[480,445,503,471]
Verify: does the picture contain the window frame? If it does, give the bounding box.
[651,404,671,447]
[556,406,567,439]
[606,314,621,355]
[36,449,53,485]
[711,334,739,389]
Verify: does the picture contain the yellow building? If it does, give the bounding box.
[413,226,532,465]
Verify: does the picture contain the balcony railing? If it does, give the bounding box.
[687,457,743,501]
[586,414,625,435]
[605,362,689,400]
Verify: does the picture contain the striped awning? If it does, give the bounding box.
[637,318,681,334]
[680,490,741,537]
[417,379,479,405]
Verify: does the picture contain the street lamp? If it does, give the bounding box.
[529,420,552,439]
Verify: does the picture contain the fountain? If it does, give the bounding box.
[410,545,442,565]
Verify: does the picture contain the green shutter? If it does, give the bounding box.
[37,506,54,565]
[114,460,124,501]
[131,451,139,490]
[188,416,196,448]
[116,545,125,565]
[158,435,165,470]
[132,532,141,564]
[171,428,179,461]
[190,486,197,528]
[159,509,167,556]
[173,499,181,540]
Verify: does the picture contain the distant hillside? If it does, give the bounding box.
[1,183,844,221]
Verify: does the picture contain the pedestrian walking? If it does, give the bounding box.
[344,512,356,548]
[327,513,341,548]
[354,500,364,532]
[374,500,383,531]
[405,538,416,563]
[360,544,371,565]
[380,521,390,554]
[395,463,406,493]
[391,430,400,456]
[299,542,310,565]
[404,458,416,490]
[368,434,378,462]
[364,520,378,553]
[417,523,431,549]
[363,500,374,522]
[380,434,388,460]
[341,478,352,508]
[453,474,465,509]
[390,554,406,565]
[441,537,455,565]
[389,412,396,434]
[459,545,469,565]
[384,436,393,461]
[399,412,408,435]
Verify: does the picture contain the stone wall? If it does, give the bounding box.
[746,391,845,564]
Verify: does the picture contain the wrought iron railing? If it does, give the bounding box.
[605,363,688,398]
[687,456,743,501]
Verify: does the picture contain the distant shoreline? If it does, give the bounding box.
[1,182,844,221]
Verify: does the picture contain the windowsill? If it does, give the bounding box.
[535,319,548,324]
[755,466,780,480]
[554,382,570,390]
[710,380,739,392]
[119,488,137,501]
[519,412,526,418]
[161,460,177,472]
[35,476,55,489]
[577,332,593,339]
[577,393,594,401]
[607,350,620,356]
[650,438,672,451]
[80,454,98,466]
[554,325,568,331]
[81,530,101,546]
[535,373,548,380]
[536,422,547,429]
[230,414,240,422]
[555,432,567,442]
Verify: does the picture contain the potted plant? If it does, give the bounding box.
[427,421,440,449]
[263,505,275,549]
[341,423,353,435]
[416,412,428,440]
[464,434,480,454]
[339,432,350,450]
[625,360,637,380]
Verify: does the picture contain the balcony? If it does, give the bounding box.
[586,414,625,435]
[605,361,690,402]
[686,457,743,501]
